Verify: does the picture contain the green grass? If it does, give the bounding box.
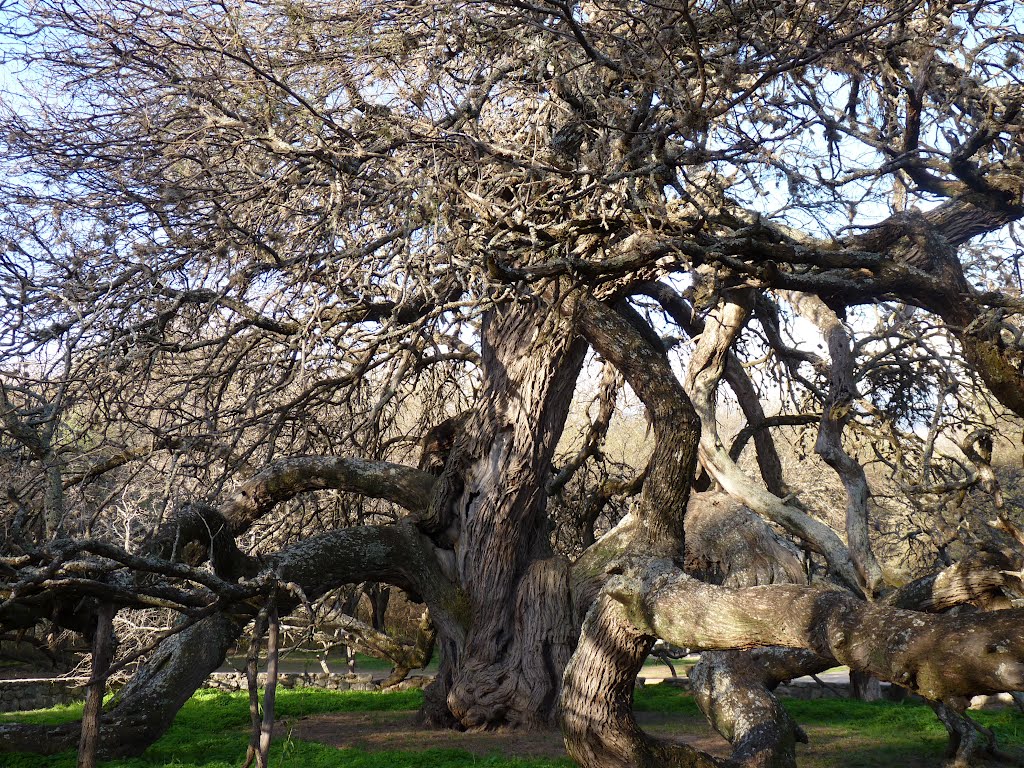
[2,688,568,768]
[3,685,1022,768]
[632,685,1024,767]
[0,699,85,726]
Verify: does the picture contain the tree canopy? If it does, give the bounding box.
[2,1,1024,766]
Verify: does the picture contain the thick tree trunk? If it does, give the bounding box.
[563,297,708,767]
[685,492,823,768]
[849,670,882,702]
[427,295,587,729]
[562,594,723,768]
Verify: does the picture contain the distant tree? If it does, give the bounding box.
[1,1,1024,766]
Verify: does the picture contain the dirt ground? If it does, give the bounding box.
[284,710,959,767]
[285,710,730,760]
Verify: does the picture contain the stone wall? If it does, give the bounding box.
[0,672,430,713]
[639,676,1015,710]
[1,671,1013,714]
[0,677,89,713]
[203,670,418,693]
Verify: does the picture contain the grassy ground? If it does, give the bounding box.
[2,686,1022,767]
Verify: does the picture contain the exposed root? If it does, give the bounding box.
[931,699,1024,768]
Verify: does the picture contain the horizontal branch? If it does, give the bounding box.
[219,456,437,535]
[611,559,1024,701]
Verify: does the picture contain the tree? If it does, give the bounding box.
[2,1,1024,766]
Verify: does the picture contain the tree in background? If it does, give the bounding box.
[2,1,1024,766]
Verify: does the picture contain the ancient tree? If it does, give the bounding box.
[2,1,1024,766]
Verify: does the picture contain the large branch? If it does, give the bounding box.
[686,490,821,768]
[219,456,437,535]
[0,523,463,758]
[636,281,791,497]
[611,559,1024,702]
[682,291,861,589]
[886,551,1024,613]
[576,296,700,554]
[562,298,708,768]
[690,648,828,768]
[785,292,884,594]
[719,202,1024,418]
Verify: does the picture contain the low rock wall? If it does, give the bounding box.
[204,671,383,693]
[640,676,1014,710]
[0,671,431,712]
[1,672,1013,713]
[0,677,89,713]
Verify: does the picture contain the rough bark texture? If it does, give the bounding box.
[433,295,586,729]
[563,297,706,767]
[684,492,806,588]
[690,649,828,768]
[930,699,1024,768]
[571,296,702,604]
[686,491,820,768]
[219,457,437,534]
[562,594,724,768]
[77,601,115,768]
[886,553,1023,612]
[616,560,1024,701]
[849,670,882,702]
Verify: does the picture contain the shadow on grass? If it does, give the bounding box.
[2,685,1021,768]
[2,689,570,768]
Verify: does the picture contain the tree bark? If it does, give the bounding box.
[431,294,587,729]
[77,601,115,768]
[563,297,707,767]
[611,559,1024,701]
[690,649,827,768]
[929,698,1023,768]
[686,492,821,768]
[849,669,882,702]
[219,457,436,534]
[562,594,724,768]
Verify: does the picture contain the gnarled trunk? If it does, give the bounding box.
[425,294,587,729]
[685,492,823,768]
[562,593,723,768]
[561,296,706,767]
